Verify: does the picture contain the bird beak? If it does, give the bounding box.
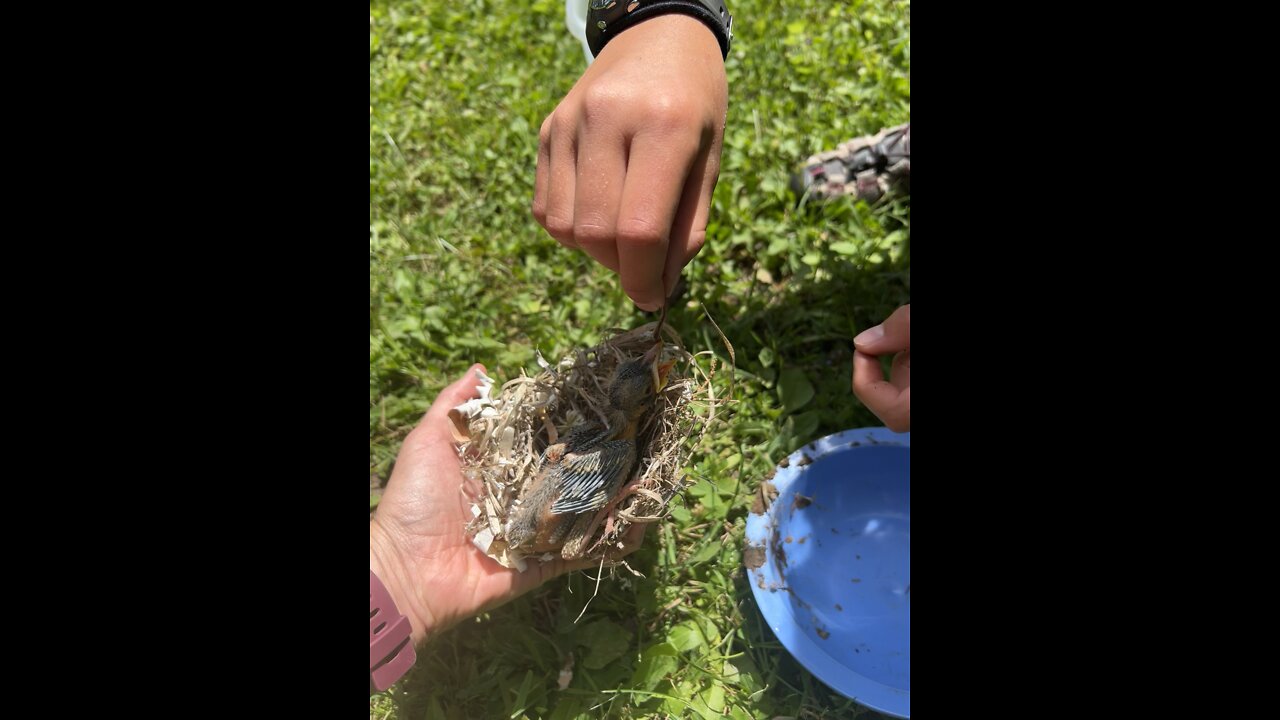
[655,359,674,392]
[643,341,674,393]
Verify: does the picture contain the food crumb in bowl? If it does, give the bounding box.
[751,480,778,515]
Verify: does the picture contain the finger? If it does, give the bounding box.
[852,349,904,421]
[424,364,487,424]
[663,131,719,296]
[572,121,626,273]
[400,364,487,465]
[531,116,560,242]
[542,112,579,247]
[612,521,647,556]
[853,304,911,355]
[615,128,698,311]
[880,388,910,432]
[891,349,910,391]
[559,523,649,574]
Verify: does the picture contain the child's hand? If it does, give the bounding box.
[852,305,910,432]
[532,14,727,312]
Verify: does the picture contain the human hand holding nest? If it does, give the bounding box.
[370,364,645,646]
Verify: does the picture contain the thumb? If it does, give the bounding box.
[854,304,910,355]
[423,363,488,426]
[401,364,488,455]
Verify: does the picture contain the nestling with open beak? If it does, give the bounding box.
[506,341,675,560]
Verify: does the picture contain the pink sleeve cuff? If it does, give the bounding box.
[370,569,417,692]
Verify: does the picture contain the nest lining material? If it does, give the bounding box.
[450,321,717,571]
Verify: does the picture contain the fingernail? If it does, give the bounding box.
[854,325,884,348]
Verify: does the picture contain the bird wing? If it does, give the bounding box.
[563,419,611,452]
[550,439,635,515]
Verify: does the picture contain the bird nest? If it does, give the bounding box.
[451,321,716,571]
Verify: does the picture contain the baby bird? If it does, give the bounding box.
[506,341,673,559]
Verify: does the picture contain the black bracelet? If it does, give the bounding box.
[586,0,733,60]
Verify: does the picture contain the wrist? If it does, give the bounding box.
[589,0,733,60]
[369,519,435,647]
[602,12,724,63]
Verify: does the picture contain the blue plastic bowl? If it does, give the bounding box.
[745,427,910,718]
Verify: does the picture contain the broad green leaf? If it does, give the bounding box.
[629,642,679,691]
[779,368,815,413]
[694,683,727,719]
[690,541,722,565]
[668,621,706,653]
[578,620,630,670]
[791,410,821,442]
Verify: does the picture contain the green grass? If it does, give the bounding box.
[370,0,909,717]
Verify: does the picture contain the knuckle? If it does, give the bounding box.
[581,85,619,121]
[645,95,687,128]
[550,110,576,139]
[616,219,666,248]
[574,221,614,247]
[544,214,575,242]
